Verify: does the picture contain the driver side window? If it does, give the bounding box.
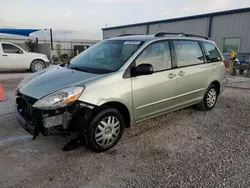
[2,44,23,54]
[135,41,172,72]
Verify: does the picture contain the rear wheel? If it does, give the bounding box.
[31,60,45,72]
[239,69,244,75]
[197,84,218,111]
[86,108,125,152]
[246,70,250,77]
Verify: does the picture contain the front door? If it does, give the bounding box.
[1,43,27,69]
[132,40,178,121]
[172,40,210,107]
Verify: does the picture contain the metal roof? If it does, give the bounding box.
[0,28,40,36]
[102,7,250,30]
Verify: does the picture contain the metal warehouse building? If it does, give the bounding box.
[102,8,250,56]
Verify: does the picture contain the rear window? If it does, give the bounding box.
[173,40,204,67]
[202,42,222,63]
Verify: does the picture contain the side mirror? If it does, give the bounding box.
[134,64,153,76]
[18,50,23,54]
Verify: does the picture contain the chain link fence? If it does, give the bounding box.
[0,36,99,63]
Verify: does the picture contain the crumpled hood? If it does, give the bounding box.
[18,65,103,99]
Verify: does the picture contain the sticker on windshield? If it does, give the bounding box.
[124,41,141,45]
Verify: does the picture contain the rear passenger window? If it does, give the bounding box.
[202,42,222,63]
[173,40,204,67]
[136,41,172,72]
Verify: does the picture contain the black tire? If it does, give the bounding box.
[197,84,218,111]
[239,69,244,75]
[86,108,125,152]
[31,60,45,72]
[231,68,237,76]
[246,70,250,77]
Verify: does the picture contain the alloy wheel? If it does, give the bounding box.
[34,62,44,71]
[95,116,120,147]
[206,88,217,108]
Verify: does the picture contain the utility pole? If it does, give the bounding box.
[50,28,53,50]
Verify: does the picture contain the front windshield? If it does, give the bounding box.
[70,40,143,73]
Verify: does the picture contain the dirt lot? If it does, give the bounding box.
[0,75,250,188]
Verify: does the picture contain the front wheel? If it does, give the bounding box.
[197,85,218,111]
[86,108,125,152]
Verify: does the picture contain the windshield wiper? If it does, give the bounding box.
[70,65,90,72]
[62,60,71,68]
[70,66,81,71]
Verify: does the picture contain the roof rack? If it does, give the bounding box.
[118,34,137,37]
[155,32,210,40]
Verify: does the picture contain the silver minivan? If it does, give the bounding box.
[15,33,227,152]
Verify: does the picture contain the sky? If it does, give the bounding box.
[0,0,250,40]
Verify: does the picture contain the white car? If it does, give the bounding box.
[0,42,50,72]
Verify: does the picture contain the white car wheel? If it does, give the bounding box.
[31,60,45,72]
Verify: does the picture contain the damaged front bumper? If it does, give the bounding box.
[15,105,36,136]
[15,105,71,138]
[15,94,95,139]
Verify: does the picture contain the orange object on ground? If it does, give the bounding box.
[0,83,6,101]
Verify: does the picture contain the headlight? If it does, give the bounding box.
[33,86,84,110]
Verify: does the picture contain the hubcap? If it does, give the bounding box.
[34,63,44,71]
[207,88,217,108]
[95,116,120,147]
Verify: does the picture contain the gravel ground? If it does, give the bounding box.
[0,75,250,188]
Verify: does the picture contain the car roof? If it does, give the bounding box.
[107,34,215,43]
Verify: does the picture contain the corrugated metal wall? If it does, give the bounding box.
[148,18,209,36]
[102,18,209,39]
[103,11,250,53]
[211,12,250,53]
[103,25,147,39]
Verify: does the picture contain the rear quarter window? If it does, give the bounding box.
[202,42,222,63]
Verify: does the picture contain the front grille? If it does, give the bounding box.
[22,95,37,116]
[16,94,40,123]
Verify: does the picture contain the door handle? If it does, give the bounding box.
[2,54,8,56]
[168,73,176,79]
[177,71,185,76]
